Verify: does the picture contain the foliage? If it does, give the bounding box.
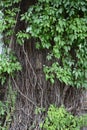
[19,0,87,88]
[42,105,87,130]
[16,31,29,45]
[35,107,45,115]
[0,50,21,85]
[0,0,87,129]
[0,83,17,130]
[0,0,21,84]
[0,0,21,44]
[0,1,21,129]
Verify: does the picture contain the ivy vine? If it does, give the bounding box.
[0,0,87,88]
[17,0,87,88]
[0,0,21,85]
[0,0,21,129]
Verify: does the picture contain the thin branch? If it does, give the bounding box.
[23,44,37,87]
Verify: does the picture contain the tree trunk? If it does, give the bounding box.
[9,1,83,130]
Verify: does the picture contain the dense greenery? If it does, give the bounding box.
[0,83,17,130]
[0,0,21,84]
[0,1,21,130]
[43,105,87,130]
[0,50,21,85]
[0,0,87,129]
[18,0,87,88]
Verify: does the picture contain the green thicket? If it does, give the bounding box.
[0,1,87,87]
[0,0,21,130]
[0,0,87,130]
[18,0,87,88]
[0,0,21,84]
[0,82,17,130]
[43,105,87,130]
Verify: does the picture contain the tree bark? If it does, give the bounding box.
[9,1,83,130]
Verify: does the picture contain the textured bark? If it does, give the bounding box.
[9,1,83,130]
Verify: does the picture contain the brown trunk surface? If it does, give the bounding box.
[9,1,83,130]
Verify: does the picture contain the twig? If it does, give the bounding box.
[23,44,37,87]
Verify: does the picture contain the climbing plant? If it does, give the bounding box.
[0,0,21,84]
[0,0,87,129]
[0,50,21,85]
[0,1,21,129]
[17,0,87,88]
[0,82,17,130]
[1,0,87,87]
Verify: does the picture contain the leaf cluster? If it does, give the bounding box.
[20,0,87,88]
[0,0,21,84]
[0,0,21,44]
[43,105,87,130]
[0,83,17,130]
[0,50,21,85]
